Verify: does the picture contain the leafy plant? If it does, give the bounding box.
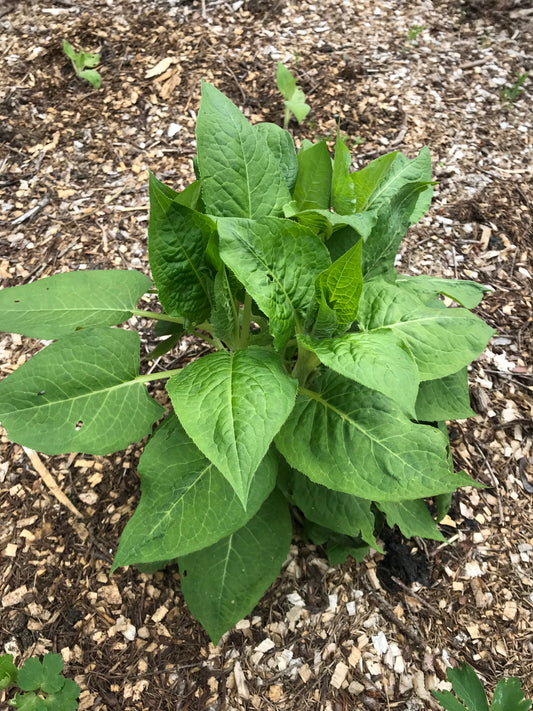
[406,24,426,45]
[277,61,310,128]
[62,40,102,89]
[0,83,494,644]
[0,652,80,710]
[433,663,531,711]
[500,71,529,105]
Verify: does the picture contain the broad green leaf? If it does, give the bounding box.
[491,677,532,711]
[435,492,453,522]
[218,217,331,350]
[0,328,163,455]
[79,69,101,89]
[148,180,215,321]
[179,489,292,644]
[326,225,360,262]
[351,150,398,212]
[145,332,182,360]
[10,693,47,711]
[377,500,446,541]
[305,290,338,339]
[285,89,310,124]
[0,653,18,690]
[292,140,332,211]
[396,274,492,309]
[298,330,419,416]
[254,122,298,193]
[18,654,64,694]
[432,690,469,711]
[0,270,151,340]
[43,678,81,711]
[358,279,495,380]
[276,370,473,502]
[276,61,297,98]
[286,468,379,549]
[362,181,434,278]
[196,82,290,218]
[167,346,297,506]
[354,147,432,214]
[446,664,490,711]
[331,131,357,215]
[210,267,238,346]
[112,415,277,569]
[316,240,363,330]
[301,519,371,564]
[148,172,203,211]
[284,203,377,241]
[416,368,475,422]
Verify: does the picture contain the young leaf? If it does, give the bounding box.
[491,677,532,711]
[254,123,298,193]
[432,690,470,711]
[112,415,278,569]
[276,62,310,124]
[18,654,64,694]
[9,693,48,710]
[79,69,101,89]
[196,82,290,218]
[0,328,163,455]
[148,180,215,322]
[415,368,476,422]
[0,653,18,690]
[362,181,434,278]
[396,274,492,309]
[292,140,332,211]
[315,240,363,330]
[358,279,495,381]
[149,172,203,211]
[284,204,377,242]
[62,40,77,63]
[179,489,292,644]
[285,468,380,549]
[43,677,81,711]
[0,270,151,340]
[298,330,419,416]
[353,147,432,214]
[301,519,371,565]
[210,267,238,346]
[377,499,446,541]
[167,346,297,506]
[331,130,357,215]
[218,217,331,350]
[445,664,490,711]
[276,370,474,502]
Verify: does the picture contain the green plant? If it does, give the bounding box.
[0,83,494,644]
[277,61,310,129]
[500,71,529,104]
[434,663,531,711]
[62,40,102,89]
[407,24,426,45]
[0,652,80,710]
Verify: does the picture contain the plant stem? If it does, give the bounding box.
[131,309,213,335]
[283,106,291,131]
[292,342,320,386]
[135,368,185,384]
[239,293,253,349]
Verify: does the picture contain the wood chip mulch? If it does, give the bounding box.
[1,0,532,709]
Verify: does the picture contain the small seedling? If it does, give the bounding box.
[433,663,531,711]
[62,39,102,89]
[500,71,529,105]
[276,61,310,129]
[408,25,425,44]
[0,652,81,710]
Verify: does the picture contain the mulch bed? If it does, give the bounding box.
[1,0,532,709]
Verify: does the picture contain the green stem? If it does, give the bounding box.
[135,368,185,384]
[131,309,213,335]
[283,106,291,131]
[292,342,320,386]
[238,293,253,349]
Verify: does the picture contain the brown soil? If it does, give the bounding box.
[0,0,532,709]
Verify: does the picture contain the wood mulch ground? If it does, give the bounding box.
[0,0,532,709]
